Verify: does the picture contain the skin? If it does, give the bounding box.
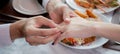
[10,16,61,45]
[54,16,120,44]
[47,0,77,24]
[9,0,120,46]
[9,0,77,46]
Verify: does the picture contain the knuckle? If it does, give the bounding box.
[25,37,31,43]
[39,30,44,35]
[35,16,43,18]
[33,16,43,20]
[28,42,33,45]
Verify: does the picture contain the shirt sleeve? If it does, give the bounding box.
[42,0,50,10]
[0,24,12,48]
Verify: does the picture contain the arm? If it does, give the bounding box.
[94,22,120,42]
[55,17,120,44]
[0,16,60,47]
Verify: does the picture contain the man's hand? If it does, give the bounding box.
[10,16,60,45]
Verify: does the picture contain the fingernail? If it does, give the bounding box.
[65,18,70,21]
[64,18,71,24]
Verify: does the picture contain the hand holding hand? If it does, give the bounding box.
[10,16,60,45]
[54,17,97,44]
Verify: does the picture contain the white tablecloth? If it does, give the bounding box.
[0,38,120,54]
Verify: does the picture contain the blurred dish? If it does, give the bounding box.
[66,0,120,13]
[12,0,46,15]
[60,10,109,49]
[60,37,108,49]
[61,36,96,46]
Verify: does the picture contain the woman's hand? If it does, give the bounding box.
[54,17,97,44]
[61,17,96,38]
[47,0,77,24]
[10,16,60,45]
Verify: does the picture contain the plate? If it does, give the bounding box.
[12,0,46,15]
[66,0,120,13]
[60,12,109,49]
[60,37,108,49]
[115,41,120,44]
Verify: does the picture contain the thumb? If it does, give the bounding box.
[49,11,62,24]
[63,10,71,24]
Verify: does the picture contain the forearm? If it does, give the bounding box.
[10,19,26,41]
[10,23,22,41]
[94,22,120,41]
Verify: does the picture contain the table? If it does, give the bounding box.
[0,0,120,54]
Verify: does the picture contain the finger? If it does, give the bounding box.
[25,25,60,37]
[63,11,70,19]
[49,12,62,24]
[70,11,79,18]
[38,28,60,36]
[42,32,61,44]
[34,16,58,28]
[63,9,77,23]
[63,11,78,19]
[26,33,60,45]
[63,18,71,24]
[63,9,70,23]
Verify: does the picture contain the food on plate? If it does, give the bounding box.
[74,9,88,18]
[74,0,119,12]
[74,9,98,18]
[61,36,96,46]
[74,0,91,8]
[107,0,119,7]
[86,9,97,18]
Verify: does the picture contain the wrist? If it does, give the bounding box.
[85,21,99,36]
[92,22,104,36]
[10,23,21,41]
[10,20,26,41]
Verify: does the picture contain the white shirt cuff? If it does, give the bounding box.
[0,24,12,47]
[42,0,50,10]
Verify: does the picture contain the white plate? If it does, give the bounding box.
[60,12,109,49]
[60,37,108,49]
[115,41,120,44]
[66,0,120,13]
[12,0,46,15]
